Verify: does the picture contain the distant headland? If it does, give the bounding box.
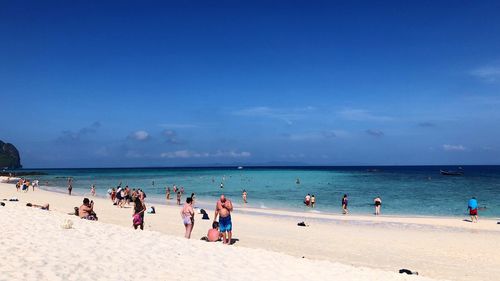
[0,140,22,169]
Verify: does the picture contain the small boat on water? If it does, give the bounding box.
[237,166,243,170]
[440,169,464,176]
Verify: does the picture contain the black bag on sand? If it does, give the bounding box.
[200,209,210,220]
[399,269,418,275]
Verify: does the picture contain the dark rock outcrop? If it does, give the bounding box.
[0,140,22,169]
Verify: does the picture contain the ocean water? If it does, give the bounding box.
[18,166,500,218]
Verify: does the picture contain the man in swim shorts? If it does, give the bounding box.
[214,194,233,244]
[468,197,478,223]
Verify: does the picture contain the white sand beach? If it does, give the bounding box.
[1,180,499,281]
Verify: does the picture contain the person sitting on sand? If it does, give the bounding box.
[207,221,221,242]
[214,194,233,245]
[79,198,98,220]
[374,196,382,215]
[181,197,195,239]
[342,194,349,214]
[26,202,50,210]
[468,197,478,223]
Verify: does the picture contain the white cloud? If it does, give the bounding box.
[128,130,150,141]
[442,144,466,151]
[233,106,315,124]
[160,150,251,159]
[470,66,500,82]
[283,130,341,141]
[338,109,392,122]
[158,123,198,128]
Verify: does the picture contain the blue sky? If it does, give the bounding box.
[1,1,500,168]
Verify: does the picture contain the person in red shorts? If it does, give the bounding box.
[467,197,478,223]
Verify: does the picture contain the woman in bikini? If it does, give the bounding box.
[181,197,195,239]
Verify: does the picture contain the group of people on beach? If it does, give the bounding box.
[15,178,38,192]
[165,185,186,205]
[10,175,485,247]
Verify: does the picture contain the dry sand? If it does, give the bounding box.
[1,180,499,280]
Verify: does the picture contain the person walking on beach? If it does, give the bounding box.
[468,197,478,223]
[133,196,146,230]
[67,177,73,196]
[181,197,195,238]
[242,190,248,204]
[90,184,96,196]
[374,196,382,215]
[214,194,233,244]
[342,194,349,214]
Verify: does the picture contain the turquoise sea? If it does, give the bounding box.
[19,166,500,217]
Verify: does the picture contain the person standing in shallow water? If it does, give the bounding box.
[176,191,181,205]
[342,194,349,214]
[242,190,247,204]
[67,177,73,196]
[374,196,382,215]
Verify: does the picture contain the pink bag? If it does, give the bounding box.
[133,213,142,225]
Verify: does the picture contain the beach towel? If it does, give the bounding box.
[133,213,143,225]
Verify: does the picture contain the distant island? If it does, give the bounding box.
[0,140,22,169]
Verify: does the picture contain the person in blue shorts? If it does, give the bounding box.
[214,195,233,244]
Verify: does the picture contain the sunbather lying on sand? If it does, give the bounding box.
[26,203,50,210]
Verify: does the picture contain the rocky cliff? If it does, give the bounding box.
[0,140,22,169]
